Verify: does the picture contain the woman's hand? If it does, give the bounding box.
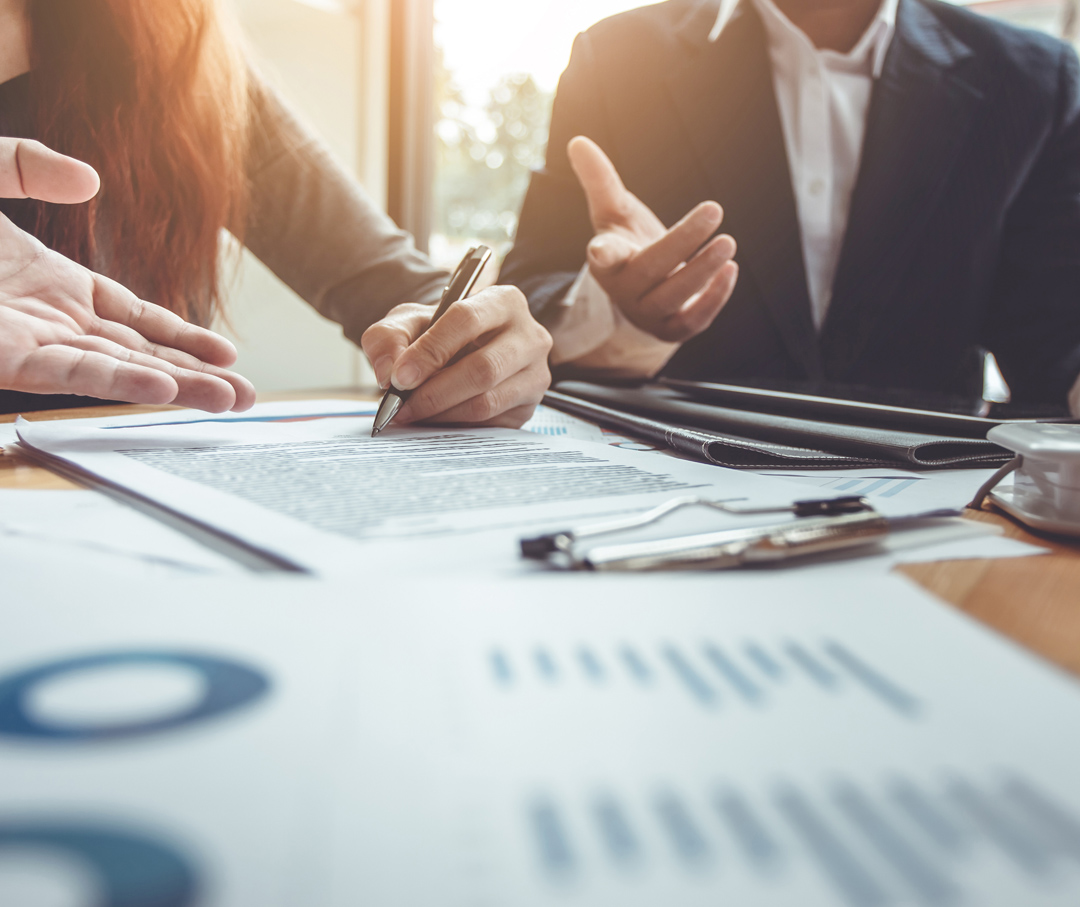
[0,138,255,412]
[361,285,552,428]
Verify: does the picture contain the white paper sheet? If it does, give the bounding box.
[0,490,245,575]
[3,569,1080,906]
[14,415,817,577]
[324,574,1080,907]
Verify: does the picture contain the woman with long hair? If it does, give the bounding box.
[0,0,551,424]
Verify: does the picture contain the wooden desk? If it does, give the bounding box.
[4,397,1080,676]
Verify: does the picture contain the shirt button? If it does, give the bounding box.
[808,178,826,197]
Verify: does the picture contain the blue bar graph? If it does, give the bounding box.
[890,780,968,854]
[714,789,784,872]
[1001,777,1080,862]
[703,644,763,704]
[824,641,921,717]
[490,650,513,686]
[593,796,642,865]
[776,787,889,907]
[534,647,559,683]
[662,646,718,707]
[745,643,785,680]
[655,793,712,865]
[786,643,839,689]
[577,647,605,683]
[619,645,653,685]
[947,779,1051,875]
[833,784,959,905]
[529,798,577,876]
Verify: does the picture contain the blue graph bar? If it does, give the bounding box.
[856,479,892,496]
[835,480,863,491]
[881,479,919,498]
[745,643,785,680]
[593,795,642,865]
[776,787,889,907]
[947,779,1051,875]
[489,650,513,686]
[534,648,559,683]
[703,644,763,704]
[577,647,605,683]
[713,789,784,872]
[833,784,959,905]
[1001,777,1080,862]
[662,646,718,707]
[786,643,839,689]
[824,641,920,716]
[620,646,653,685]
[889,780,968,854]
[654,793,712,865]
[529,798,577,876]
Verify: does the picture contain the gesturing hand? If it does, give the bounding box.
[0,139,255,412]
[361,285,552,428]
[568,136,739,343]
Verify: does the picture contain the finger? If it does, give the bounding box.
[632,234,736,325]
[360,303,436,389]
[91,316,257,410]
[654,260,739,343]
[64,334,242,413]
[404,361,550,427]
[395,325,548,424]
[390,287,526,391]
[586,232,640,287]
[617,202,723,294]
[567,136,630,231]
[13,345,179,404]
[91,273,239,369]
[0,138,100,204]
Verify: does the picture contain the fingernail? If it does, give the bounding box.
[589,238,616,268]
[392,362,421,390]
[374,356,393,389]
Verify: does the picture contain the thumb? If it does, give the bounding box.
[0,138,100,204]
[586,231,637,283]
[568,135,629,231]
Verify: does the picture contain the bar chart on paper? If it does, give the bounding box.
[487,637,921,717]
[519,772,1080,907]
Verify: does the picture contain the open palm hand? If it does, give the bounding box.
[0,139,254,411]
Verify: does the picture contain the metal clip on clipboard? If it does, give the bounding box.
[520,496,961,572]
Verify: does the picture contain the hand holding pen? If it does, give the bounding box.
[362,246,553,435]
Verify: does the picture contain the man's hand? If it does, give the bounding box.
[568,136,738,343]
[361,285,552,428]
[0,139,255,412]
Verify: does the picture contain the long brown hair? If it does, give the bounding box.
[26,0,249,324]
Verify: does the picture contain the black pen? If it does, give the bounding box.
[371,245,493,437]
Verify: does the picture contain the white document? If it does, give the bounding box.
[766,467,999,511]
[0,489,245,575]
[327,574,1080,907]
[3,568,1080,906]
[0,572,358,907]
[14,415,813,577]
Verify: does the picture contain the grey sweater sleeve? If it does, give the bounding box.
[241,77,448,347]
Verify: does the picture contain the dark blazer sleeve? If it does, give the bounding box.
[985,44,1080,404]
[498,32,606,323]
[241,76,448,347]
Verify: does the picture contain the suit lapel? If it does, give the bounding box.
[820,0,988,377]
[664,1,822,379]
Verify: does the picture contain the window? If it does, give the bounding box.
[430,1,646,268]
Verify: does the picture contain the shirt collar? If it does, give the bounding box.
[709,0,899,78]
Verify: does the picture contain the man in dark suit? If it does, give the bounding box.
[500,0,1080,410]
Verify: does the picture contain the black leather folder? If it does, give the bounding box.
[546,382,1016,470]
